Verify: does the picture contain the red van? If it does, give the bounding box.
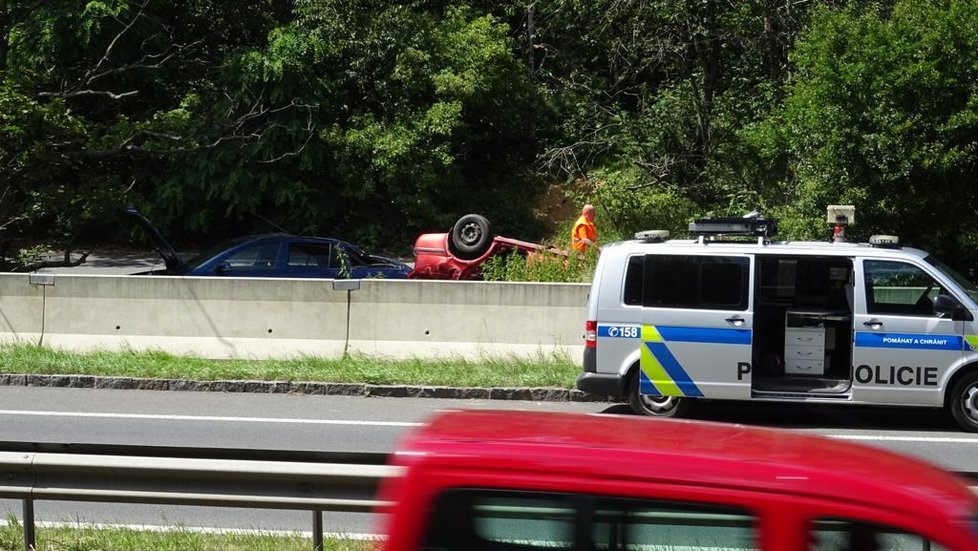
[377,410,978,551]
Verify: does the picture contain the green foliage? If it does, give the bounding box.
[576,166,699,241]
[481,249,597,283]
[0,344,580,388]
[5,0,978,276]
[0,519,371,551]
[750,0,978,266]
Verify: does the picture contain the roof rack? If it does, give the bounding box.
[688,215,778,240]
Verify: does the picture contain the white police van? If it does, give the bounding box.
[576,211,978,432]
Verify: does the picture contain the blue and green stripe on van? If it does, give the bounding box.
[598,324,751,398]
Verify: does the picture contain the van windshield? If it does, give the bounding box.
[925,255,978,305]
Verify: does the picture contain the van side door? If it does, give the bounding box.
[639,253,754,400]
[852,259,963,405]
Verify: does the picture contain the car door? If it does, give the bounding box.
[852,258,963,405]
[286,240,340,278]
[639,253,754,400]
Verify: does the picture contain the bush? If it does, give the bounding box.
[481,248,597,282]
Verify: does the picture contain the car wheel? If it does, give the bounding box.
[449,214,492,260]
[628,367,689,418]
[949,371,978,432]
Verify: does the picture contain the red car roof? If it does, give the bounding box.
[396,410,977,522]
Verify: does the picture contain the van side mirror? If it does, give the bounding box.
[934,295,973,321]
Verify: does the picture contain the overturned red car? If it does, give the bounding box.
[409,214,563,280]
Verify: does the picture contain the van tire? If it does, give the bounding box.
[949,371,978,432]
[628,369,689,418]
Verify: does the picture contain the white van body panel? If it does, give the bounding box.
[579,236,978,418]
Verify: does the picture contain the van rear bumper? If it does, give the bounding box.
[576,372,626,398]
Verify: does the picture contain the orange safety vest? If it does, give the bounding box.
[571,215,597,253]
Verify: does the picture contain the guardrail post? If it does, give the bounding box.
[22,498,35,551]
[312,509,323,551]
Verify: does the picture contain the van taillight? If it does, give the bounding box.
[585,320,597,348]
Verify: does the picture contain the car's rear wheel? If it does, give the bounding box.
[949,371,978,432]
[449,214,492,260]
[628,367,689,418]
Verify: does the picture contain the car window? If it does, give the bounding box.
[863,260,946,316]
[225,243,280,269]
[420,489,758,551]
[341,245,369,267]
[623,255,644,306]
[288,243,335,268]
[809,518,948,551]
[925,254,978,305]
[642,255,749,310]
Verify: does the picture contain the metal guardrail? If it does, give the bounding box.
[0,442,399,551]
[1,442,976,551]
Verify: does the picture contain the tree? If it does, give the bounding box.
[0,0,295,268]
[526,0,843,238]
[749,0,978,270]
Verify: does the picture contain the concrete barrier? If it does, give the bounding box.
[39,275,350,359]
[347,279,588,362]
[0,274,44,345]
[2,274,588,362]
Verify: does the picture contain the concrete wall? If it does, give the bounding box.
[0,274,44,345]
[1,274,587,361]
[40,275,349,359]
[348,280,588,361]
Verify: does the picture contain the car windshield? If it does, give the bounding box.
[925,255,978,305]
[183,236,253,269]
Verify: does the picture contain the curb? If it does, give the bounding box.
[0,374,616,403]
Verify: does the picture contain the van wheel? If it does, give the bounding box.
[628,370,689,418]
[949,372,978,432]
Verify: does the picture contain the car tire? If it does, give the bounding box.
[628,367,689,418]
[449,214,492,260]
[949,371,978,432]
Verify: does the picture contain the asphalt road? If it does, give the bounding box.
[1,386,977,537]
[35,251,166,275]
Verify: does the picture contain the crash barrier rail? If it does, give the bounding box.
[1,441,975,551]
[0,273,588,362]
[0,441,396,551]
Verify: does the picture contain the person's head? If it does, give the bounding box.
[582,203,595,222]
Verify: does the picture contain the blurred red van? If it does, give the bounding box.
[378,410,978,551]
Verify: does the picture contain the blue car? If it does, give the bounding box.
[125,208,411,279]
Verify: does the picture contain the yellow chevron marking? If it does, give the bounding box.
[641,324,663,342]
[640,342,683,397]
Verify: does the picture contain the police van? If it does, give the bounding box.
[576,210,978,432]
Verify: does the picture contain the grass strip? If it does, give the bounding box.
[0,520,373,551]
[0,344,580,388]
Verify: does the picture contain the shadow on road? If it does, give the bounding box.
[598,401,959,433]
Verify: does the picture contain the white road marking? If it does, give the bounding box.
[824,434,978,444]
[0,409,421,427]
[1,410,976,442]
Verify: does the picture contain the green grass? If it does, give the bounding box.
[0,345,579,388]
[0,518,375,551]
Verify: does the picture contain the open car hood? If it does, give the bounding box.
[123,208,186,273]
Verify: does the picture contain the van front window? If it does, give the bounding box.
[925,255,978,305]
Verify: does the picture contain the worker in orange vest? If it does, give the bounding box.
[571,203,598,253]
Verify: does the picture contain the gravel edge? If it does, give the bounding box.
[0,373,617,402]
